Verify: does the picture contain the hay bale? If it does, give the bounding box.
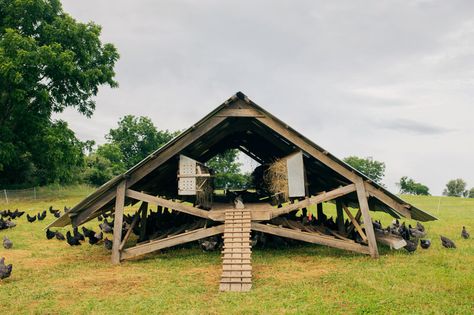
[263,158,289,202]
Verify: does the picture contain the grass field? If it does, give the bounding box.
[0,185,473,314]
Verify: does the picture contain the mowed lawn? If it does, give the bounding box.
[0,186,473,314]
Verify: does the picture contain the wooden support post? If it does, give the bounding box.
[336,200,345,233]
[139,202,148,242]
[111,180,126,264]
[355,180,379,258]
[317,203,323,221]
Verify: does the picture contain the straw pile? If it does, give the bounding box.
[263,158,289,202]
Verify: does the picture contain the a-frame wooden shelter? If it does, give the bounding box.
[50,92,436,291]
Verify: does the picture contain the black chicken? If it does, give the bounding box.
[0,257,13,280]
[49,206,60,214]
[441,235,456,248]
[73,227,85,241]
[81,226,95,238]
[55,231,65,241]
[104,238,113,250]
[99,220,113,234]
[404,238,418,253]
[420,239,431,249]
[461,226,470,239]
[46,229,56,240]
[26,214,37,223]
[66,231,81,246]
[53,211,61,218]
[37,210,47,221]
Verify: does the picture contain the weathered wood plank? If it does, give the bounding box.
[112,180,126,264]
[364,183,412,219]
[356,180,379,258]
[215,108,265,117]
[121,225,224,260]
[126,189,210,219]
[272,184,356,217]
[251,223,370,255]
[342,204,367,242]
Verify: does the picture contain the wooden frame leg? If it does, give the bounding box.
[336,200,345,233]
[317,203,323,221]
[112,180,126,264]
[355,180,379,258]
[139,202,148,242]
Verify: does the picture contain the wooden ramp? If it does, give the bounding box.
[220,208,252,292]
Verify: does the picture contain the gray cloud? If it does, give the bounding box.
[378,119,453,135]
[57,0,474,195]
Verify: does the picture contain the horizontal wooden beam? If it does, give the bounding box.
[251,223,370,255]
[215,108,265,117]
[364,183,412,219]
[126,189,210,219]
[272,184,356,218]
[121,225,225,260]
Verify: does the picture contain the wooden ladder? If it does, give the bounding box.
[219,208,252,292]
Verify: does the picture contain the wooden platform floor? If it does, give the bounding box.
[209,202,273,221]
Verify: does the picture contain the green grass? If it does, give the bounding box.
[0,186,473,314]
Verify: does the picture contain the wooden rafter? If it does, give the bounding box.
[251,223,370,255]
[121,225,225,260]
[125,189,210,219]
[71,116,227,226]
[272,184,356,218]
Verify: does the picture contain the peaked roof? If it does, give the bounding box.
[50,92,436,228]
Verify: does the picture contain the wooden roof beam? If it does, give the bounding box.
[126,189,211,220]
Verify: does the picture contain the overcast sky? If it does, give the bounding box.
[59,0,474,195]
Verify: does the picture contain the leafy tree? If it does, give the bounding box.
[468,188,474,198]
[0,0,119,185]
[83,143,126,186]
[206,149,251,189]
[443,178,467,197]
[397,176,430,195]
[106,115,179,168]
[343,156,386,183]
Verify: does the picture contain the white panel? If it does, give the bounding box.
[178,155,197,195]
[286,151,305,197]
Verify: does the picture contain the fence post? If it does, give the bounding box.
[3,189,8,204]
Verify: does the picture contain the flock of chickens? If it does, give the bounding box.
[0,205,472,281]
[372,219,469,252]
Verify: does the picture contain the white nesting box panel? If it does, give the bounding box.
[178,155,197,195]
[286,151,306,197]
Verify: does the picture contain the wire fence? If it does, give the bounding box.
[2,187,37,203]
[1,184,94,204]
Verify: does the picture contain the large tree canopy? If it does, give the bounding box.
[106,115,179,169]
[343,156,386,184]
[398,176,430,196]
[443,178,467,197]
[0,0,119,186]
[206,149,250,189]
